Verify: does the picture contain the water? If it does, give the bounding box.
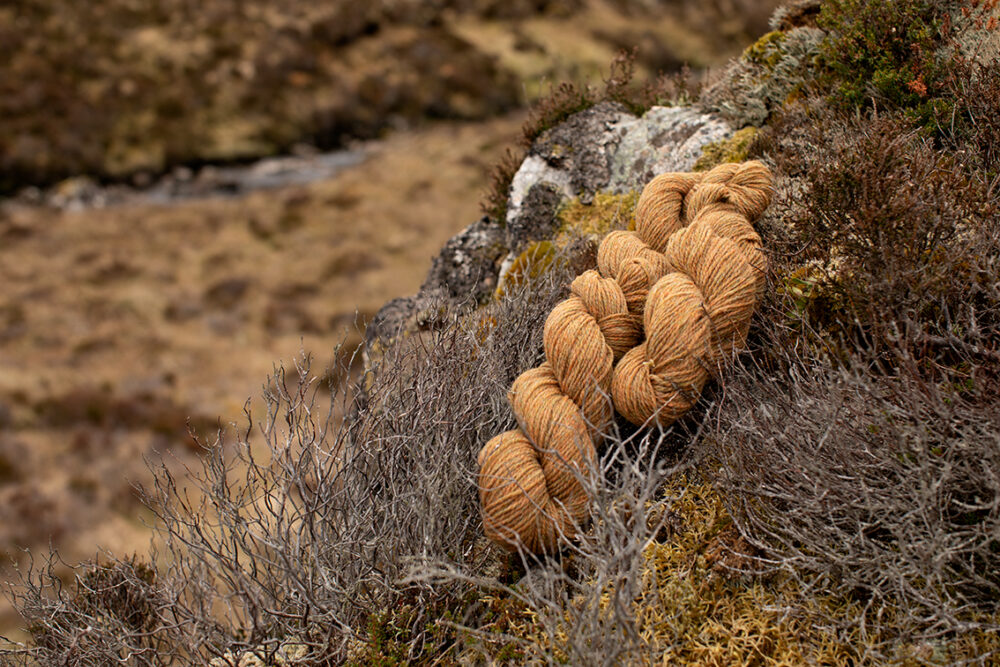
[7,146,369,212]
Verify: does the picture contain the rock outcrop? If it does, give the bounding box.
[364,102,738,364]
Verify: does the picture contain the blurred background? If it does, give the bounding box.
[0,0,782,638]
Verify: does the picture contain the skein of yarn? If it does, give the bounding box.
[612,164,770,426]
[477,161,772,554]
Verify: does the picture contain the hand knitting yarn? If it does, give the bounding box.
[477,161,772,553]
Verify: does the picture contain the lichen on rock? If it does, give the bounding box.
[505,182,564,254]
[526,101,636,203]
[606,106,734,190]
[367,99,738,367]
[700,25,824,127]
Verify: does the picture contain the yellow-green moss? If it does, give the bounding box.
[742,30,787,69]
[495,240,558,299]
[502,477,1000,665]
[693,127,759,172]
[557,190,639,237]
[495,192,639,300]
[634,480,854,665]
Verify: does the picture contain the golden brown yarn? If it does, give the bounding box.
[477,161,772,553]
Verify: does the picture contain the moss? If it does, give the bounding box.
[500,476,1000,664]
[495,240,557,299]
[631,480,845,664]
[557,190,639,237]
[209,642,310,666]
[701,26,824,128]
[346,592,530,666]
[742,30,787,69]
[693,127,759,172]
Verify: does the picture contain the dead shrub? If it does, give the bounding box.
[3,253,578,664]
[704,347,1000,659]
[8,555,178,666]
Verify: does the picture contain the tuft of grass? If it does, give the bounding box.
[481,147,526,225]
[520,50,700,146]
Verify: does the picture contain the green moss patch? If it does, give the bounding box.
[693,127,758,172]
[742,30,787,69]
[557,190,639,237]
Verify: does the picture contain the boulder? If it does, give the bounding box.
[365,101,738,364]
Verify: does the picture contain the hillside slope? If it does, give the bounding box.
[4,1,1000,664]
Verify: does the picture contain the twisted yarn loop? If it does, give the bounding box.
[478,161,772,553]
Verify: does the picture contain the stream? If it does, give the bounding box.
[3,145,368,213]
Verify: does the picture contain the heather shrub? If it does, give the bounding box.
[940,53,1000,176]
[711,46,1000,659]
[817,0,954,123]
[753,104,999,365]
[704,348,1000,660]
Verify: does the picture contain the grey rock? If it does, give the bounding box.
[362,289,454,372]
[365,295,418,353]
[420,215,506,303]
[607,106,732,192]
[529,101,636,202]
[506,104,734,214]
[495,104,733,294]
[505,182,564,254]
[365,215,507,365]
